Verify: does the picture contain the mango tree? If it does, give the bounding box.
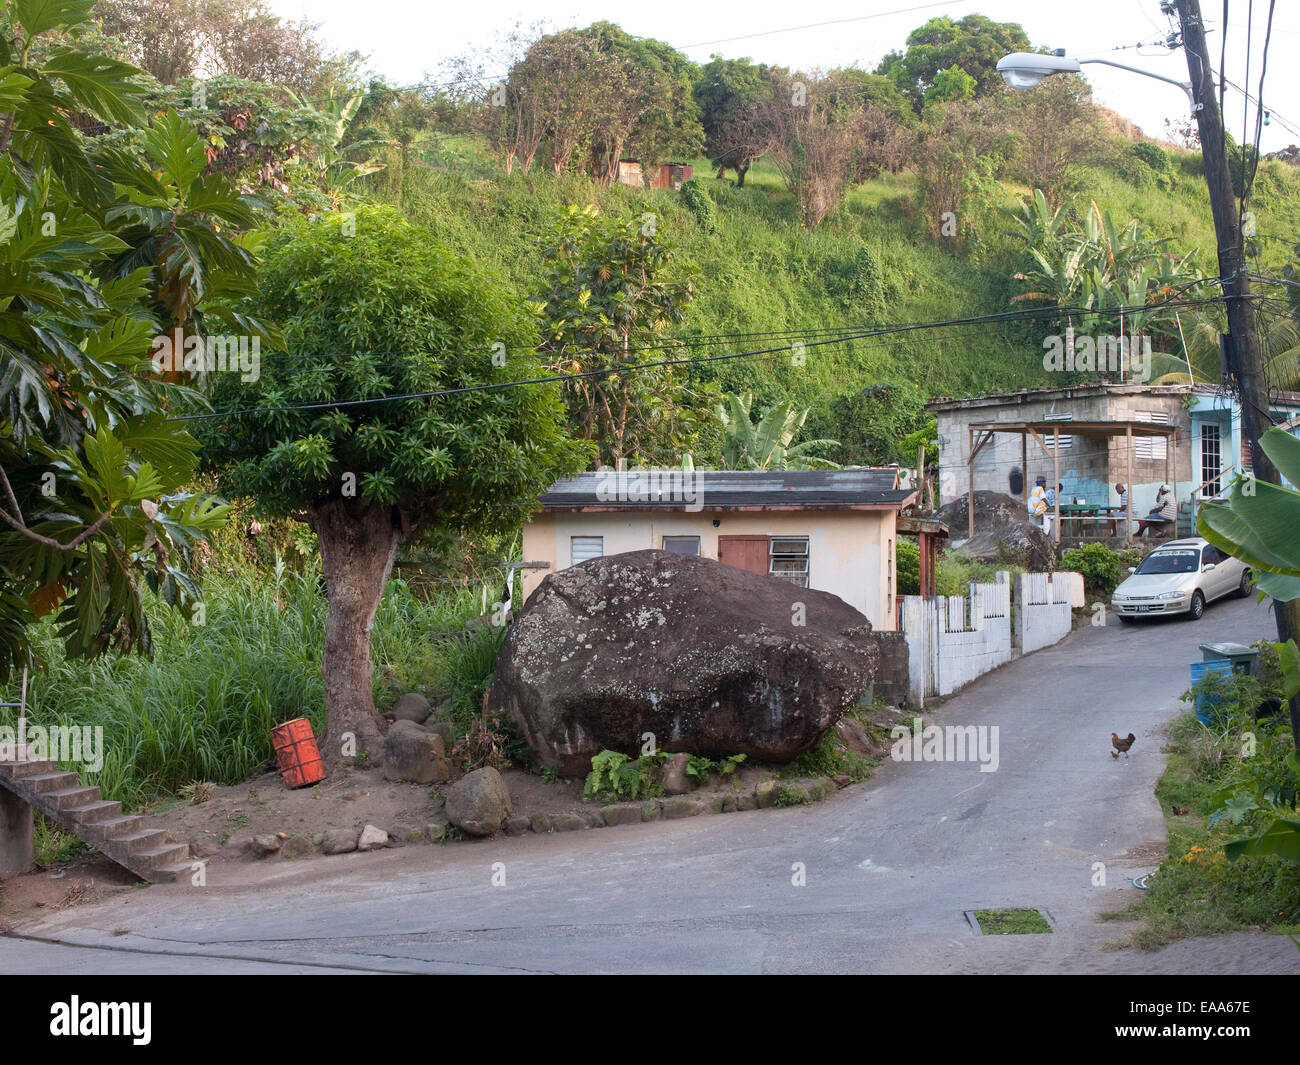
[201,206,587,764]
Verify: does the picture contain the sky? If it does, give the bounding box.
[267,0,1300,153]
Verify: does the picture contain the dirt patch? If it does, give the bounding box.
[0,854,139,932]
[1112,839,1169,865]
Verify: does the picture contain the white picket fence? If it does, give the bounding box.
[899,571,1080,703]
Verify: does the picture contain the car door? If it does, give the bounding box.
[1201,545,1232,600]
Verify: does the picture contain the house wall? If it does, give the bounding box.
[934,387,1195,519]
[521,509,898,630]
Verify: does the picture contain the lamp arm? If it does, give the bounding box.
[1077,58,1196,109]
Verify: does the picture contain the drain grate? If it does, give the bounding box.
[965,908,1054,935]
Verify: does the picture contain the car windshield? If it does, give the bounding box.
[1136,550,1199,575]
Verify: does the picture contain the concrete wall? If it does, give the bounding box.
[932,386,1194,518]
[521,508,898,630]
[899,570,1079,702]
[1014,572,1074,654]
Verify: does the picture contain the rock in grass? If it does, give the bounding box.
[662,797,703,820]
[323,828,357,854]
[445,767,511,837]
[754,781,779,809]
[280,835,315,859]
[601,804,642,826]
[392,692,431,723]
[250,835,281,858]
[660,753,691,795]
[383,720,451,784]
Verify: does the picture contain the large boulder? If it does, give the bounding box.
[445,767,511,837]
[938,491,1056,572]
[488,550,880,777]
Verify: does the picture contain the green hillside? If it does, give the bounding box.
[372,137,1300,464]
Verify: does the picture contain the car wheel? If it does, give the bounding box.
[1237,568,1253,598]
[1188,590,1206,620]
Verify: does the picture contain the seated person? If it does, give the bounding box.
[1136,484,1176,536]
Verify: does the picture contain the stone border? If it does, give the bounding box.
[245,776,842,861]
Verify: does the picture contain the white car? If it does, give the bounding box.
[1111,537,1252,622]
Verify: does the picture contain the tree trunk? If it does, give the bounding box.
[736,165,748,188]
[309,499,402,769]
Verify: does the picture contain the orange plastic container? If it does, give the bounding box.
[271,718,326,788]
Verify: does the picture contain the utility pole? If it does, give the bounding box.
[1175,0,1274,482]
[1176,0,1299,746]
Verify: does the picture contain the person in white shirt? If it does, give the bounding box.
[1029,476,1050,534]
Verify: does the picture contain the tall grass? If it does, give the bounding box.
[1,556,504,810]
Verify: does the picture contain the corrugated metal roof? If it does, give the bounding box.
[538,468,912,509]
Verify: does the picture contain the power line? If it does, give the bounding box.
[676,2,963,50]
[168,292,1230,424]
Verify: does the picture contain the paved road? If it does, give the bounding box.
[5,596,1298,974]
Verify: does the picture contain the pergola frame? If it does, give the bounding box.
[966,419,1178,544]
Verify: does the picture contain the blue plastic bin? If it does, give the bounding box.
[1190,660,1234,726]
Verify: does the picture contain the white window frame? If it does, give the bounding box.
[570,536,604,566]
[661,535,701,555]
[769,536,810,587]
[1044,411,1073,451]
[1133,410,1169,460]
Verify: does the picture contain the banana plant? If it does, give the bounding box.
[716,392,840,470]
[1198,427,1300,603]
[286,87,386,208]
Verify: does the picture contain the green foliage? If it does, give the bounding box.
[782,729,874,781]
[877,13,1032,107]
[1199,428,1300,602]
[715,392,839,470]
[0,553,501,808]
[0,0,254,677]
[684,752,745,783]
[679,178,717,233]
[583,749,663,802]
[1060,543,1124,595]
[896,537,921,596]
[773,782,810,807]
[537,204,699,466]
[204,204,586,530]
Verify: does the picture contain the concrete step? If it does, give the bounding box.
[0,758,189,884]
[138,844,190,869]
[3,759,57,779]
[26,771,83,796]
[64,799,121,823]
[152,861,199,883]
[115,829,169,856]
[47,786,102,812]
[89,815,144,841]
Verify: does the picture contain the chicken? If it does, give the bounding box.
[1111,732,1136,759]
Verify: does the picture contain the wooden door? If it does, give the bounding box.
[718,535,770,576]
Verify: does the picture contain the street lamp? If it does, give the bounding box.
[995,51,1195,107]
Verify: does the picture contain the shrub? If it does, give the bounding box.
[896,537,921,596]
[1060,542,1123,595]
[679,179,717,233]
[583,750,662,802]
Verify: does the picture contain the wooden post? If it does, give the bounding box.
[1053,426,1061,544]
[1126,424,1133,545]
[968,427,975,540]
[1021,432,1028,511]
[917,444,927,511]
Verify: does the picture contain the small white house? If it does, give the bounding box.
[519,469,917,631]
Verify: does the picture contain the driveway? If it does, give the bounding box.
[6,596,1298,974]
